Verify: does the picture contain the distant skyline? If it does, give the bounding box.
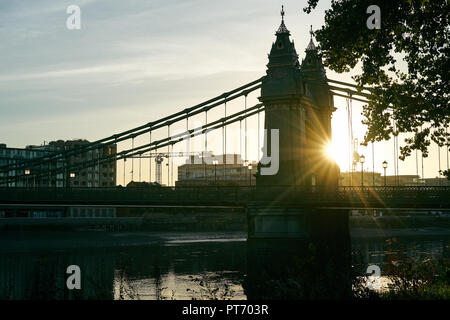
[0,0,447,183]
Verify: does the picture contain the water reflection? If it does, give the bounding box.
[244,238,353,299]
[0,234,448,300]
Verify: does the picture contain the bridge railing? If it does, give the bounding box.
[337,186,450,208]
[0,185,449,208]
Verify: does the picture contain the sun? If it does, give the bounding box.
[325,142,338,160]
[324,141,347,171]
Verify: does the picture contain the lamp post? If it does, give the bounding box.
[24,169,30,188]
[70,172,76,188]
[382,160,388,187]
[360,155,365,186]
[213,160,218,185]
[248,163,253,187]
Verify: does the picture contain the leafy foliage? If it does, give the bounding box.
[304,0,449,162]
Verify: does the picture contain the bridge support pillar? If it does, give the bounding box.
[245,206,351,299]
[248,205,349,240]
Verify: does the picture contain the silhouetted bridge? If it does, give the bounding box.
[0,186,449,209]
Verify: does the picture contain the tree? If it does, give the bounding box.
[304,0,449,176]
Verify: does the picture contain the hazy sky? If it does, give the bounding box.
[0,0,447,183]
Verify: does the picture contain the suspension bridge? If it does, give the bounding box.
[0,9,449,237]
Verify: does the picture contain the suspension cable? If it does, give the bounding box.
[416,149,419,185]
[149,131,152,183]
[224,100,227,156]
[447,127,449,171]
[94,107,265,176]
[421,149,425,179]
[396,133,399,185]
[123,158,126,186]
[258,105,260,161]
[131,137,134,182]
[1,104,264,184]
[168,125,170,186]
[139,154,142,182]
[372,141,375,186]
[438,142,441,185]
[224,100,227,178]
[346,92,353,185]
[239,119,242,166]
[393,121,398,186]
[205,110,208,159]
[0,79,263,174]
[170,144,174,186]
[245,94,248,164]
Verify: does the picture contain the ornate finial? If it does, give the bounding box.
[276,5,290,34]
[306,25,317,51]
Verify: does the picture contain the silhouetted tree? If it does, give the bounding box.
[305,0,449,163]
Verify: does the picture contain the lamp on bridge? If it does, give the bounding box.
[69,172,76,188]
[382,160,388,186]
[213,159,218,185]
[248,163,253,187]
[360,155,365,187]
[24,169,30,188]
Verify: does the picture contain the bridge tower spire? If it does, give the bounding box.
[256,12,339,193]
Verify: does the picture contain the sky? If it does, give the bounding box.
[0,0,447,184]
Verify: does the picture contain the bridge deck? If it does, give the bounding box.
[0,186,449,209]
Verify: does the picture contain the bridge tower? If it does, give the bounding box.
[256,10,339,193]
[249,8,344,239]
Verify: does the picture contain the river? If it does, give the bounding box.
[0,231,448,299]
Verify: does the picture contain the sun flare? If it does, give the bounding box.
[324,141,347,171]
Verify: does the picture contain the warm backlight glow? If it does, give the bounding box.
[325,141,347,171]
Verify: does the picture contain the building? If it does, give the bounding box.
[0,143,62,187]
[48,140,117,188]
[0,139,117,187]
[176,154,257,187]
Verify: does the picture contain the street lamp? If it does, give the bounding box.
[248,163,253,186]
[213,160,218,185]
[360,155,365,186]
[69,172,76,188]
[382,160,388,186]
[24,169,30,188]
